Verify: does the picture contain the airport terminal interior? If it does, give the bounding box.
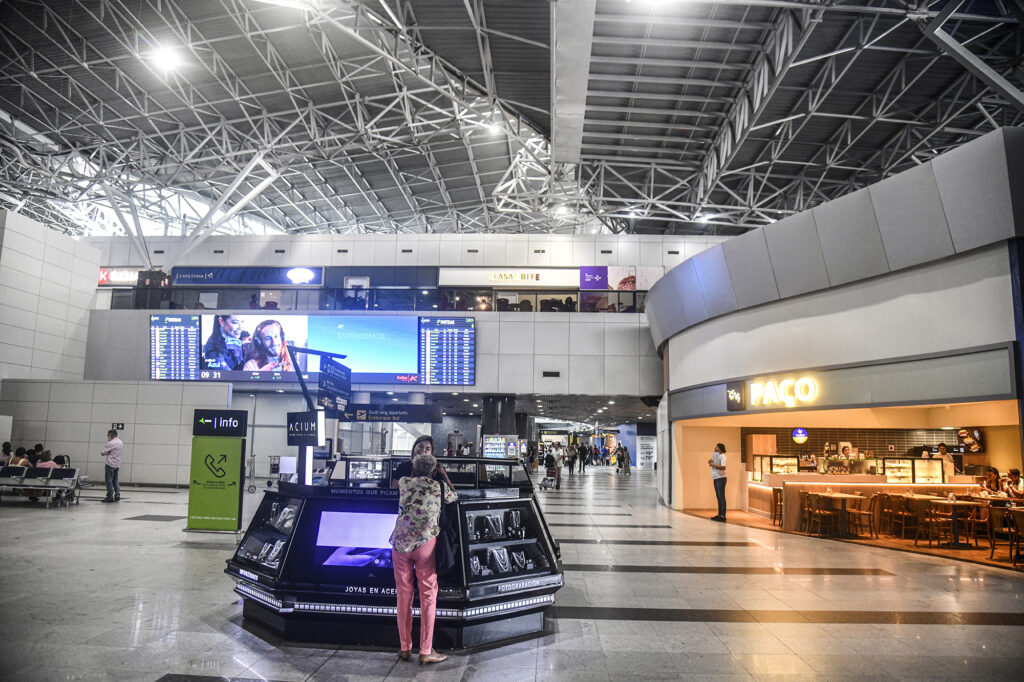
[1,0,1023,680]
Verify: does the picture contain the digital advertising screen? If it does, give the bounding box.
[150,314,475,385]
[315,511,396,568]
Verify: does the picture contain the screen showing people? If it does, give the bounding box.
[202,315,305,375]
[150,313,475,385]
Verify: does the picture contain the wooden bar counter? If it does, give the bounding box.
[749,474,980,530]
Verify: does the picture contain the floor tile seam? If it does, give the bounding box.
[549,605,1024,625]
[561,564,896,576]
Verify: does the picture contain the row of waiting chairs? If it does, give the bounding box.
[0,466,81,507]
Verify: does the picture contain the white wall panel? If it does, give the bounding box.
[569,355,604,394]
[498,354,534,393]
[668,245,1015,391]
[533,355,569,393]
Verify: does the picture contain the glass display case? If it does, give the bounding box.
[751,455,799,482]
[327,456,392,488]
[881,457,944,483]
[225,456,562,649]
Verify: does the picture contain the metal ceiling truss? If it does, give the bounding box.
[1,0,1021,240]
[0,0,583,238]
[576,0,1023,232]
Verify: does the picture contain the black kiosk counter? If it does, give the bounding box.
[225,456,564,648]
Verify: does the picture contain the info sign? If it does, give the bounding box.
[192,409,248,437]
[186,436,245,531]
[317,357,352,412]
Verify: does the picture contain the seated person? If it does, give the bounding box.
[977,466,1005,496]
[35,451,61,469]
[9,447,30,467]
[1003,468,1024,500]
[1,442,10,465]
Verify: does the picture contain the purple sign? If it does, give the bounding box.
[579,266,608,290]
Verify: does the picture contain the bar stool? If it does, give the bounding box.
[771,487,783,527]
[798,491,811,533]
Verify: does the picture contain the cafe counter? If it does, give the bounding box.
[748,476,983,529]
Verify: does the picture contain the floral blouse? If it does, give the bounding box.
[389,476,459,554]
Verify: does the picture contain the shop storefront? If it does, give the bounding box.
[663,347,1021,525]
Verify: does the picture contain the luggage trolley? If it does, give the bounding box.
[246,455,258,493]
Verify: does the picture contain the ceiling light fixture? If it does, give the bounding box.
[608,400,615,405]
[149,45,185,72]
[696,214,712,223]
[252,0,318,10]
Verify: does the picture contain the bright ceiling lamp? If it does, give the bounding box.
[149,45,184,72]
[252,0,319,9]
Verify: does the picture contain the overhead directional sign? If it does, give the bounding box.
[336,403,443,423]
[192,409,248,437]
[317,357,352,412]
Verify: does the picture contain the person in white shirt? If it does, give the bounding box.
[1003,468,1024,500]
[708,443,728,522]
[553,444,565,490]
[101,429,124,503]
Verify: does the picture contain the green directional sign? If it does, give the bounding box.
[186,436,245,531]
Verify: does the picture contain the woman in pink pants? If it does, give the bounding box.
[389,450,458,664]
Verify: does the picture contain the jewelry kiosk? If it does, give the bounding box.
[225,456,563,648]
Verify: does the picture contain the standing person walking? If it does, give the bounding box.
[553,444,564,490]
[101,429,123,503]
[708,443,727,522]
[578,444,587,474]
[620,445,631,476]
[567,445,576,477]
[389,452,457,665]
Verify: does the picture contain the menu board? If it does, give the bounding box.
[419,317,476,386]
[150,315,201,380]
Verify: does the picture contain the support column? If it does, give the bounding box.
[1009,238,1024,470]
[482,395,516,435]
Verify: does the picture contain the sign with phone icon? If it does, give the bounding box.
[186,435,245,531]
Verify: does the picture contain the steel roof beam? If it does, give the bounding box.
[695,6,823,210]
[551,0,596,164]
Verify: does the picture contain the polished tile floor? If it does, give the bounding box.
[2,466,1023,681]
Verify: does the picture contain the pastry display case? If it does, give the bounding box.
[751,455,799,482]
[881,457,944,484]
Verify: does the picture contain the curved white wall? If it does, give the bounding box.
[667,244,1016,391]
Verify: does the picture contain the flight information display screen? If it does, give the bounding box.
[149,314,475,385]
[419,317,475,385]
